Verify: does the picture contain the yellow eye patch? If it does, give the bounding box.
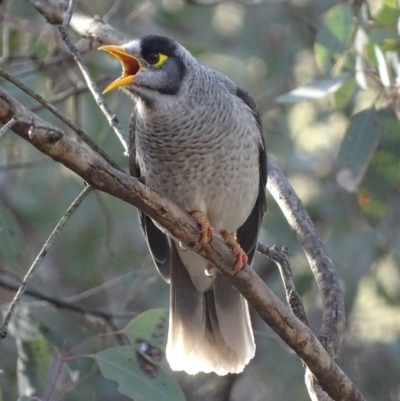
[152,53,168,68]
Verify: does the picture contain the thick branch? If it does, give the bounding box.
[0,87,364,401]
[28,0,131,45]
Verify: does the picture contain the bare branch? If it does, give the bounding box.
[28,0,132,45]
[267,158,345,360]
[102,0,126,23]
[0,87,365,401]
[0,275,136,321]
[0,185,93,338]
[267,158,345,401]
[257,244,308,326]
[62,0,75,27]
[0,67,122,171]
[57,25,129,152]
[30,77,109,113]
[257,244,332,401]
[0,115,17,139]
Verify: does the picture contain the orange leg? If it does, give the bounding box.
[220,230,248,270]
[190,210,214,245]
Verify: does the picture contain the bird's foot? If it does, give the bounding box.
[220,230,248,270]
[190,210,214,245]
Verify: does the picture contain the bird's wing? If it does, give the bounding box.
[129,112,171,282]
[235,87,267,265]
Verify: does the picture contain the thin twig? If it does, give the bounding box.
[0,67,123,171]
[0,116,17,139]
[62,0,75,27]
[0,185,93,338]
[65,271,134,303]
[103,0,126,23]
[0,277,136,321]
[257,243,308,326]
[57,25,129,153]
[30,77,109,113]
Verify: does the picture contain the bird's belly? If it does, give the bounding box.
[143,150,260,233]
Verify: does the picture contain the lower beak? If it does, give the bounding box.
[98,45,141,93]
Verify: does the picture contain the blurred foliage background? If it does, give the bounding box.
[1,0,400,400]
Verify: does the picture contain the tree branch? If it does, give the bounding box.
[28,0,132,45]
[0,185,93,338]
[267,159,345,359]
[0,87,364,401]
[0,275,136,321]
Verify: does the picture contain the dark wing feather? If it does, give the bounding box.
[235,87,267,265]
[129,112,171,282]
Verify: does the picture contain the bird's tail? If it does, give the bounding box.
[166,244,255,375]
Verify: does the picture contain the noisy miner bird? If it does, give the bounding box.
[100,35,267,375]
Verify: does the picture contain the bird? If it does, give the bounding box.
[99,35,267,375]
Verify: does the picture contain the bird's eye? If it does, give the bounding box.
[144,52,168,68]
[145,52,160,64]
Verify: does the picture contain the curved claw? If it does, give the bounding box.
[220,230,248,270]
[190,210,214,245]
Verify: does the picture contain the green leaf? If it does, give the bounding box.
[315,3,357,73]
[0,200,24,265]
[123,308,169,360]
[336,107,381,192]
[374,45,391,87]
[93,346,185,401]
[373,0,399,26]
[334,77,355,108]
[16,337,50,397]
[276,74,351,103]
[31,306,105,380]
[4,303,51,396]
[356,109,400,225]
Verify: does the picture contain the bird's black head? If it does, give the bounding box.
[100,35,189,98]
[140,35,179,64]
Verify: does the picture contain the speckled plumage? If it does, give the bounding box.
[133,68,261,234]
[103,35,267,375]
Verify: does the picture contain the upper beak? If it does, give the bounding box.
[98,45,142,93]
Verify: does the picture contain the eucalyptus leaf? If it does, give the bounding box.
[355,55,368,90]
[315,3,357,73]
[374,45,391,87]
[334,77,355,108]
[123,308,169,357]
[336,107,381,192]
[93,346,186,401]
[276,74,351,103]
[16,337,50,397]
[373,0,399,26]
[356,109,400,225]
[3,304,51,397]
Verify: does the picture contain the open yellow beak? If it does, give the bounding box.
[98,45,142,94]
